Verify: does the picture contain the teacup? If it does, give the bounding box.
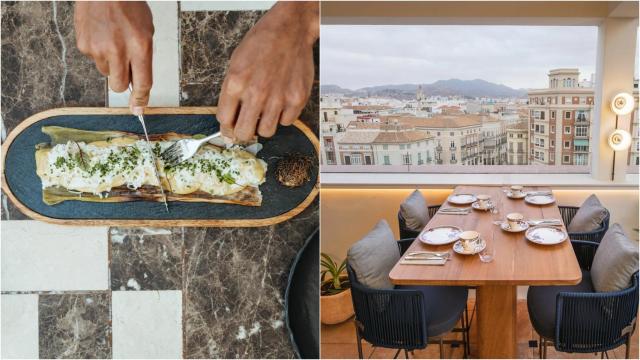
[510,185,523,196]
[506,213,524,230]
[459,230,480,252]
[476,194,490,209]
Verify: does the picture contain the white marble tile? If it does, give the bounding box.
[181,1,275,11]
[1,294,39,359]
[112,290,182,359]
[1,221,109,291]
[109,1,179,107]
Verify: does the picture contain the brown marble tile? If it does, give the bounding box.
[39,293,111,359]
[110,227,183,291]
[1,1,106,221]
[183,199,318,359]
[180,11,265,107]
[1,1,106,133]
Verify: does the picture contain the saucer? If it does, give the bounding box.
[525,194,555,205]
[419,226,463,245]
[525,226,567,245]
[447,194,477,205]
[506,191,527,199]
[453,238,486,255]
[472,201,493,211]
[500,221,529,232]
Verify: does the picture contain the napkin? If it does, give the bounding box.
[400,258,447,266]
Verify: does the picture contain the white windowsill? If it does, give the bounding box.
[321,172,640,189]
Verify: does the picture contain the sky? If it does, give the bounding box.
[320,25,605,90]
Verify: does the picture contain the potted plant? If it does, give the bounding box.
[320,253,354,325]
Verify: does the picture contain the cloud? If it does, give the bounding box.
[320,25,600,90]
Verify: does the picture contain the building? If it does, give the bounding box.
[371,122,435,166]
[628,80,639,167]
[383,114,485,165]
[481,118,507,165]
[527,68,594,166]
[335,122,379,165]
[506,121,529,165]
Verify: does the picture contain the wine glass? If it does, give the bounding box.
[479,234,495,263]
[491,195,502,226]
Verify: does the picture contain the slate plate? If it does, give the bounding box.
[285,228,319,359]
[1,107,318,227]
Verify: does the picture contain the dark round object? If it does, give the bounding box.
[285,228,319,358]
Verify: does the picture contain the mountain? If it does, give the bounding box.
[321,79,527,99]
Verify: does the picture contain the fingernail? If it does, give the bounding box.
[132,106,144,115]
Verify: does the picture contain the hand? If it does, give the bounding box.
[74,1,154,115]
[217,1,319,141]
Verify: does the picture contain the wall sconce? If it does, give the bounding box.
[610,92,634,116]
[608,129,632,151]
[608,92,634,180]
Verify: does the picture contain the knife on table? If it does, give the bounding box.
[136,113,169,213]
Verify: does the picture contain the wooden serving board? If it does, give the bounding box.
[1,107,319,227]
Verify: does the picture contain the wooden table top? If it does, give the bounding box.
[389,186,582,286]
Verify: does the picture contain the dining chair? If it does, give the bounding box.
[397,205,441,240]
[559,206,610,243]
[527,240,638,359]
[347,239,471,359]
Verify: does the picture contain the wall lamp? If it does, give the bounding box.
[608,92,634,180]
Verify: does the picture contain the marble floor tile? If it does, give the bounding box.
[110,227,182,291]
[39,293,111,359]
[183,200,318,359]
[1,294,39,359]
[1,221,109,292]
[180,10,265,107]
[112,290,182,359]
[0,1,105,133]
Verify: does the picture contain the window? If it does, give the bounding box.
[563,155,570,164]
[320,24,596,174]
[574,154,588,165]
[402,154,412,165]
[575,125,588,137]
[564,141,571,149]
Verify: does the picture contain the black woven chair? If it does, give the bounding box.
[558,206,610,243]
[347,239,470,359]
[398,205,442,240]
[527,240,638,359]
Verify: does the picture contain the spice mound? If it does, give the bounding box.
[276,154,314,187]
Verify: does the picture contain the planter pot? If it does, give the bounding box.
[320,288,354,325]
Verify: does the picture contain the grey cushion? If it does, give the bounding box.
[347,220,400,290]
[591,224,639,292]
[567,194,608,233]
[400,190,430,232]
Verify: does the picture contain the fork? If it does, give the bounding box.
[160,131,221,167]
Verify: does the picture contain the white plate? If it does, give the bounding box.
[419,226,463,245]
[525,194,555,205]
[506,191,527,199]
[448,194,477,205]
[500,221,530,232]
[472,201,493,211]
[453,238,486,255]
[525,226,567,245]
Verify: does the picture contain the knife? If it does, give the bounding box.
[136,113,169,212]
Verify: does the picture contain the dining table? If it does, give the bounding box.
[388,185,582,358]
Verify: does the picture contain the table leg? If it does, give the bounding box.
[475,285,517,358]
